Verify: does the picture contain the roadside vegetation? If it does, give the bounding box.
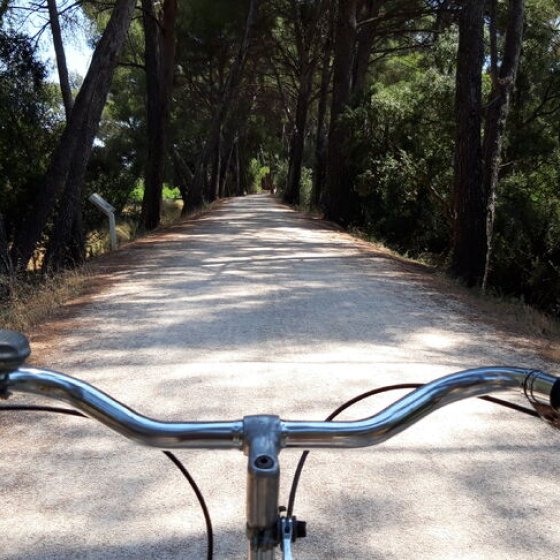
[0,0,559,335]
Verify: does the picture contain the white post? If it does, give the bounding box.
[88,194,118,251]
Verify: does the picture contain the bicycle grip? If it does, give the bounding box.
[0,330,31,371]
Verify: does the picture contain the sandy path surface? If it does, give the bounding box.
[1,194,559,559]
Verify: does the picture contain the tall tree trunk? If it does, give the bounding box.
[235,139,242,196]
[451,0,485,285]
[312,19,333,209]
[141,0,177,231]
[323,0,361,226]
[43,0,85,271]
[171,147,193,213]
[0,212,12,299]
[187,0,262,210]
[208,126,222,202]
[220,137,236,198]
[482,0,525,289]
[43,126,93,270]
[283,0,323,207]
[47,0,73,118]
[10,0,137,272]
[352,0,381,99]
[141,0,164,230]
[284,63,314,205]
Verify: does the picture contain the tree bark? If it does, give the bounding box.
[311,17,333,209]
[141,0,177,231]
[323,0,361,226]
[284,62,315,205]
[451,0,486,285]
[171,147,193,212]
[10,0,137,272]
[43,126,93,270]
[220,137,236,198]
[208,127,222,202]
[482,0,525,289]
[0,212,13,299]
[352,0,381,99]
[47,0,73,118]
[283,0,324,206]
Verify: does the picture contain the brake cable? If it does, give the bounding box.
[0,386,542,557]
[0,404,214,560]
[286,384,539,517]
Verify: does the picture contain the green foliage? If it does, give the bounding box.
[0,28,59,239]
[350,45,456,256]
[492,166,560,313]
[248,159,269,193]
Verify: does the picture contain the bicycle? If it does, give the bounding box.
[1,328,559,559]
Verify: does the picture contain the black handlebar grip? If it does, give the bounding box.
[0,330,31,371]
[551,378,560,412]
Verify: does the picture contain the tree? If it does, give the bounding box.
[450,0,485,285]
[323,0,361,226]
[281,0,326,206]
[186,0,263,210]
[141,0,177,231]
[481,0,525,288]
[47,0,73,118]
[11,0,137,272]
[0,27,54,276]
[0,212,12,298]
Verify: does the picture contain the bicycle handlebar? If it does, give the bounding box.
[2,329,559,559]
[2,366,559,450]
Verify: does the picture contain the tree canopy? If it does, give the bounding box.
[1,0,559,317]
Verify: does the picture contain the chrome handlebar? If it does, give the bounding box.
[2,358,559,560]
[2,366,559,450]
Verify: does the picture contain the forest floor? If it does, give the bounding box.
[1,193,559,559]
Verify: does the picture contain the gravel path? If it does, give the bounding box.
[1,194,559,559]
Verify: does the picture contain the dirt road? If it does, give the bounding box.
[1,194,558,559]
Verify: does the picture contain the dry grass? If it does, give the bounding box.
[348,228,560,364]
[0,199,186,334]
[475,291,560,363]
[0,268,91,333]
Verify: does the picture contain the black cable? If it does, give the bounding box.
[479,395,539,418]
[286,383,420,517]
[286,383,541,517]
[0,389,541,551]
[163,451,213,560]
[0,405,86,417]
[0,405,214,560]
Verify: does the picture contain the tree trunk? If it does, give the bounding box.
[208,127,222,202]
[323,0,361,226]
[171,147,193,213]
[43,126,93,270]
[10,0,137,272]
[284,63,314,206]
[188,0,262,210]
[140,0,163,230]
[47,0,73,118]
[451,0,485,286]
[312,20,333,209]
[352,0,381,99]
[482,0,525,289]
[235,139,242,196]
[0,212,13,299]
[141,0,177,231]
[220,138,235,198]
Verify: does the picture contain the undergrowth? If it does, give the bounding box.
[1,199,186,332]
[0,269,91,332]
